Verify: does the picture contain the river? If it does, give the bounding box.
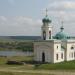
[0,51,33,56]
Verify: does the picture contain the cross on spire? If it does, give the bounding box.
[60,20,64,32]
[46,8,48,17]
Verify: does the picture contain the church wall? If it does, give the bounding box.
[61,41,67,61]
[62,40,75,61]
[34,41,54,63]
[66,42,75,61]
[53,42,64,63]
[41,25,52,40]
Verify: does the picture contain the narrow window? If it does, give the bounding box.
[49,31,51,39]
[57,46,58,49]
[74,52,75,58]
[61,53,63,59]
[56,54,58,60]
[72,53,73,58]
[71,47,74,50]
[43,31,46,40]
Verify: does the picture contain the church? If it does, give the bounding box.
[34,10,75,63]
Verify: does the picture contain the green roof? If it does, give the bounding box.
[55,31,67,40]
[42,16,51,23]
[54,26,67,40]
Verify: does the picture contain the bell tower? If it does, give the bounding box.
[41,9,53,40]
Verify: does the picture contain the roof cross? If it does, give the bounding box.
[46,8,48,17]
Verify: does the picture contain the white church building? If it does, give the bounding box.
[34,11,75,63]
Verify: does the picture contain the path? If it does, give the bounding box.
[0,67,75,75]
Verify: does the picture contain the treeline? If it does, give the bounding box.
[0,41,34,51]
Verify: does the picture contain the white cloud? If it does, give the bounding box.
[48,1,75,10]
[0,16,42,36]
[45,0,75,36]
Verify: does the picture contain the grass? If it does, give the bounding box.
[0,56,35,70]
[1,56,75,70]
[0,71,53,75]
[36,61,75,70]
[0,56,33,65]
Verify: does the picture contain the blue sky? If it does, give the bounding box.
[0,0,49,18]
[0,0,75,36]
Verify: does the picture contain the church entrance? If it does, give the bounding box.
[42,52,45,62]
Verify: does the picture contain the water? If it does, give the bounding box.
[0,51,33,56]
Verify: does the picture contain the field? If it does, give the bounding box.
[0,72,53,75]
[1,56,75,70]
[0,56,54,75]
[0,56,75,75]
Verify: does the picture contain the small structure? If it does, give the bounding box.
[34,9,75,63]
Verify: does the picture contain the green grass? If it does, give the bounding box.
[36,61,75,70]
[1,56,75,70]
[0,56,34,70]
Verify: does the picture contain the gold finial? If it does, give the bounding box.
[46,8,48,17]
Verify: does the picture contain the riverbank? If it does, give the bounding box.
[0,40,33,51]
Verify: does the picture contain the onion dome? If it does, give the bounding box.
[42,15,52,23]
[54,26,67,40]
[42,9,52,23]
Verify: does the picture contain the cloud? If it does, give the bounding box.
[42,0,75,22]
[48,1,75,10]
[44,0,75,36]
[0,16,42,36]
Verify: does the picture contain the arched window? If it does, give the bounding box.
[56,54,58,60]
[57,46,58,49]
[61,53,63,59]
[71,47,74,49]
[49,31,51,39]
[43,31,46,40]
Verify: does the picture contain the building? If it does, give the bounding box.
[34,10,75,63]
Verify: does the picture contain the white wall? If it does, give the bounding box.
[34,40,65,63]
[53,42,64,63]
[62,40,75,61]
[41,25,53,40]
[34,41,54,63]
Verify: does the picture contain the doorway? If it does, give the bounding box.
[42,52,45,62]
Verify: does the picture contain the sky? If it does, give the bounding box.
[0,0,75,36]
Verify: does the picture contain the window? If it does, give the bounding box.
[71,47,74,50]
[61,53,63,59]
[72,53,73,58]
[74,52,75,58]
[43,31,46,40]
[70,52,74,58]
[56,54,58,60]
[57,46,58,49]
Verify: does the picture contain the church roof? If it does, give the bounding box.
[54,26,67,40]
[42,9,51,23]
[42,16,51,23]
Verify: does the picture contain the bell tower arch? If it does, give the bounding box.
[41,9,53,40]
